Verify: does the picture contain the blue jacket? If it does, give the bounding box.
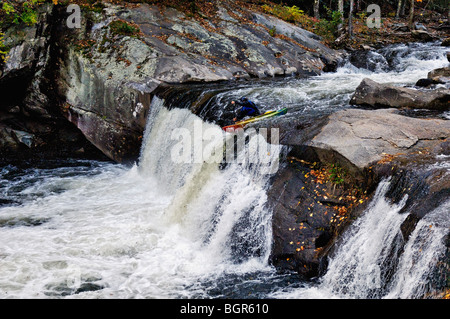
[235,100,260,120]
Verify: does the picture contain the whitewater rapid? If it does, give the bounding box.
[0,42,448,299]
[0,102,282,299]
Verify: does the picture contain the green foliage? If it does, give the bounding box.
[328,163,345,185]
[262,4,305,23]
[268,26,276,37]
[80,1,105,13]
[1,0,45,27]
[0,31,9,63]
[109,19,140,37]
[261,3,344,42]
[314,9,342,42]
[20,0,40,25]
[2,2,14,15]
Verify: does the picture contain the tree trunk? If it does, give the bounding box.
[401,0,406,16]
[314,0,320,19]
[349,0,354,38]
[338,0,344,30]
[408,0,415,29]
[338,0,344,15]
[396,0,403,19]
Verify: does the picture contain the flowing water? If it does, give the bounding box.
[0,42,448,299]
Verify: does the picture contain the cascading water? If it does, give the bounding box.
[311,179,410,299]
[199,41,449,126]
[385,200,450,299]
[137,97,282,267]
[0,42,448,299]
[0,96,284,298]
[271,179,410,299]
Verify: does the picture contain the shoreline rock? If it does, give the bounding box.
[350,78,450,111]
[428,66,450,84]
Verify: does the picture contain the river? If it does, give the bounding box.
[0,42,448,299]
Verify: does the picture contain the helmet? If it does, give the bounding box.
[240,97,248,102]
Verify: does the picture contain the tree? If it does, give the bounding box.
[314,0,320,19]
[338,0,344,14]
[348,0,354,37]
[338,0,344,30]
[408,0,415,28]
[396,0,404,18]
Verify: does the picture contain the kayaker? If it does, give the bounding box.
[232,97,261,122]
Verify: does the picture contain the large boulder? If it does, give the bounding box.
[306,108,450,173]
[415,66,450,88]
[350,78,450,110]
[268,155,370,278]
[411,30,433,42]
[257,108,450,174]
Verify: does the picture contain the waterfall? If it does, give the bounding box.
[385,200,450,299]
[318,179,409,298]
[137,96,283,276]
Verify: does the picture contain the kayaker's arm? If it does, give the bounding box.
[231,100,243,121]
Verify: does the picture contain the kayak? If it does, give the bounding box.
[222,108,288,131]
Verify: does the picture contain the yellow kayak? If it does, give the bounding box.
[222,108,288,131]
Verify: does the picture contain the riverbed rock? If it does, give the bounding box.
[0,125,32,151]
[392,23,409,32]
[428,66,450,84]
[415,78,438,87]
[415,66,450,87]
[414,23,427,31]
[348,50,389,72]
[349,78,450,110]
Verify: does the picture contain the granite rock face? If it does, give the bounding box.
[0,4,102,160]
[57,3,343,162]
[0,2,343,162]
[307,108,450,172]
